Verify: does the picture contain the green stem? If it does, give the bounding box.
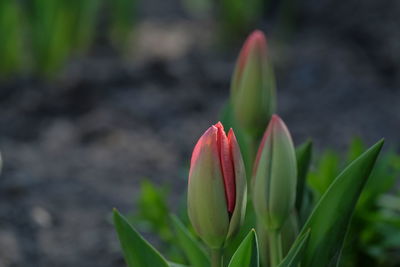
[256,221,269,267]
[268,230,283,267]
[245,134,259,181]
[210,248,223,267]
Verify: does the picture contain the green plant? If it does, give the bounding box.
[307,138,400,267]
[112,30,392,267]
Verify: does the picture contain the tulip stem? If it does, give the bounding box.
[245,134,259,180]
[268,230,283,267]
[210,248,223,267]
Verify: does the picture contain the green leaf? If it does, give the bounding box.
[295,139,313,212]
[298,139,384,267]
[228,229,259,267]
[168,262,189,267]
[278,229,310,267]
[170,214,209,267]
[113,209,169,267]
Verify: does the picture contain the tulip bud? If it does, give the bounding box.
[230,30,276,138]
[252,115,297,230]
[188,122,247,249]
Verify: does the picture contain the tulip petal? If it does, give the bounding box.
[226,129,247,239]
[215,122,236,213]
[188,126,229,248]
[269,115,297,229]
[252,115,297,230]
[230,30,276,138]
[234,30,267,91]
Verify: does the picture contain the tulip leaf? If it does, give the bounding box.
[113,209,169,267]
[298,139,384,267]
[295,140,313,212]
[278,229,310,267]
[228,229,259,267]
[170,214,210,267]
[168,262,189,267]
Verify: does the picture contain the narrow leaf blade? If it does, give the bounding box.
[113,209,169,267]
[278,229,310,267]
[228,229,259,267]
[299,139,384,266]
[295,140,313,212]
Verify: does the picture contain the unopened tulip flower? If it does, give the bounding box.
[188,122,247,249]
[230,30,276,138]
[252,115,297,231]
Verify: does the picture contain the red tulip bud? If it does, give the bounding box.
[231,30,276,137]
[188,122,247,248]
[252,115,297,230]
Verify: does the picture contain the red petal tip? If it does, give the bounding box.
[214,121,224,131]
[270,114,280,121]
[270,114,291,137]
[190,126,218,167]
[248,30,267,45]
[237,30,267,79]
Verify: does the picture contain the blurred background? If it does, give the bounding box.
[0,0,399,266]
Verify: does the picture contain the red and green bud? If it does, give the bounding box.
[188,122,247,249]
[252,115,297,230]
[230,30,276,138]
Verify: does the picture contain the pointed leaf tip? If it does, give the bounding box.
[228,229,259,267]
[298,139,384,267]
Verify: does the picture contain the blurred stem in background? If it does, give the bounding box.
[73,0,102,53]
[29,0,74,76]
[0,0,136,79]
[0,0,24,77]
[218,0,264,40]
[108,0,137,49]
[181,0,299,43]
[0,0,300,79]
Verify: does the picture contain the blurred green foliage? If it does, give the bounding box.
[181,0,299,41]
[0,0,136,78]
[181,0,265,40]
[129,180,188,263]
[219,0,264,38]
[307,137,400,267]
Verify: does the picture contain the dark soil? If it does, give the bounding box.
[0,0,399,266]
